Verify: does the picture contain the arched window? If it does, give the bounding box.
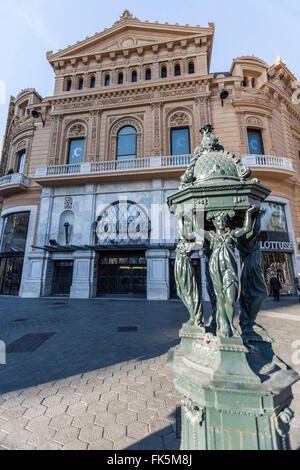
[131,71,137,83]
[90,76,96,88]
[66,79,72,92]
[252,78,256,88]
[105,74,110,87]
[161,66,167,79]
[145,68,151,81]
[243,77,248,87]
[174,64,181,76]
[117,126,137,161]
[78,78,84,90]
[118,72,124,85]
[188,62,195,74]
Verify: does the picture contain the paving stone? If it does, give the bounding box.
[110,383,128,394]
[0,430,7,444]
[137,390,156,401]
[50,414,73,430]
[21,396,43,408]
[97,370,113,380]
[108,400,128,414]
[119,376,137,386]
[114,437,137,450]
[63,440,88,450]
[57,386,76,396]
[45,404,68,418]
[74,385,94,396]
[0,406,26,421]
[116,410,137,426]
[166,395,180,408]
[27,428,56,448]
[1,397,25,409]
[42,395,63,408]
[38,387,60,399]
[37,442,63,450]
[147,398,166,411]
[103,422,126,441]
[128,384,146,394]
[119,391,137,402]
[149,419,173,436]
[87,401,108,415]
[100,391,119,403]
[127,421,149,440]
[0,416,29,433]
[138,409,159,424]
[128,399,147,412]
[0,391,22,401]
[94,411,116,427]
[67,402,89,417]
[24,405,47,419]
[136,375,152,384]
[72,412,95,429]
[93,383,111,394]
[54,427,80,445]
[88,438,114,450]
[104,376,121,385]
[26,415,51,432]
[60,394,82,406]
[1,429,32,450]
[158,407,176,423]
[130,435,165,451]
[79,423,104,444]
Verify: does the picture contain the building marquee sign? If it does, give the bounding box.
[260,240,294,252]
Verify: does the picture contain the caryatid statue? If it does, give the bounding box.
[194,206,256,337]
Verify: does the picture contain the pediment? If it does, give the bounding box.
[48,17,213,62]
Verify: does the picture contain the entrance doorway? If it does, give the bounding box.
[169,258,201,299]
[97,252,147,297]
[0,256,24,296]
[52,261,74,296]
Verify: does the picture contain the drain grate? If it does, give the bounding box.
[7,333,56,353]
[118,326,138,332]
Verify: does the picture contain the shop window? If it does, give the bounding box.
[145,68,151,80]
[116,126,137,161]
[161,66,167,78]
[131,71,137,83]
[261,202,288,233]
[174,64,181,76]
[1,212,30,253]
[247,129,264,155]
[68,139,85,165]
[16,151,26,173]
[105,75,110,86]
[171,128,190,156]
[188,62,195,74]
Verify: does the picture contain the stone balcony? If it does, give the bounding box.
[34,155,192,186]
[241,154,295,178]
[0,173,30,196]
[34,153,296,187]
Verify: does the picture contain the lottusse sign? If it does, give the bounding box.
[260,241,294,252]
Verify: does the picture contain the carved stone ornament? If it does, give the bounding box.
[64,197,73,210]
[68,123,87,138]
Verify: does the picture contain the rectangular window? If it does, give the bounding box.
[171,128,190,156]
[247,129,264,155]
[68,139,85,165]
[17,152,26,173]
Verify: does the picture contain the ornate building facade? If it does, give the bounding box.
[0,11,300,299]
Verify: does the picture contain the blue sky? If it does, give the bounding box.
[0,0,299,140]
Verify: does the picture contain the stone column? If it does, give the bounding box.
[21,251,49,298]
[146,249,170,300]
[151,102,163,156]
[70,250,96,299]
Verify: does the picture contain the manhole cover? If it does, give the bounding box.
[118,327,138,332]
[7,333,56,353]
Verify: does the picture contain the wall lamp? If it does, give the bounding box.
[31,110,46,127]
[220,88,229,107]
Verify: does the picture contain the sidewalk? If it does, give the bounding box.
[0,296,299,450]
